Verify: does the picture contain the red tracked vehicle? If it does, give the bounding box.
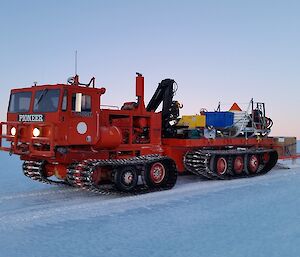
[0,73,278,194]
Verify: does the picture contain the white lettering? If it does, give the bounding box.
[18,114,44,122]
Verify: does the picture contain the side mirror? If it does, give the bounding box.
[75,93,82,112]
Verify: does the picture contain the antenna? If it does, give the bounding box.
[75,50,78,75]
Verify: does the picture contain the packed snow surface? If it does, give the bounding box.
[0,152,300,257]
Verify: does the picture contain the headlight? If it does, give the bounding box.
[33,128,41,137]
[10,127,16,136]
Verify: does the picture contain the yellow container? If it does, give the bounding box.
[177,115,206,128]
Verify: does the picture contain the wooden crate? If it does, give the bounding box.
[273,137,297,157]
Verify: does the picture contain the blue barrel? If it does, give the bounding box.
[205,112,234,128]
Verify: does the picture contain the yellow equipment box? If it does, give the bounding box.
[177,115,206,128]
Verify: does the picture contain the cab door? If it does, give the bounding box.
[66,88,99,145]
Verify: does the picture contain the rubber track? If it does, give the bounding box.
[66,154,178,195]
[23,160,67,186]
[184,148,278,180]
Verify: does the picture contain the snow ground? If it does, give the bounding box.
[0,151,300,257]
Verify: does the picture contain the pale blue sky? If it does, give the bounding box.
[0,0,299,137]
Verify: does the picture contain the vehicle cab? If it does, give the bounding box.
[1,75,106,157]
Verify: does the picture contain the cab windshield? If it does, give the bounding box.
[8,92,32,113]
[33,89,60,112]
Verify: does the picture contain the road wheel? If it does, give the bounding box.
[262,152,270,164]
[114,166,138,192]
[248,154,259,173]
[216,157,228,175]
[144,161,168,188]
[91,166,112,186]
[233,156,244,175]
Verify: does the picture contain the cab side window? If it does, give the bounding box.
[81,95,91,112]
[62,90,68,111]
[72,94,91,112]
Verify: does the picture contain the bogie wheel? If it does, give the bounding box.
[144,160,170,188]
[248,154,260,174]
[114,166,138,192]
[233,156,244,175]
[215,156,228,175]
